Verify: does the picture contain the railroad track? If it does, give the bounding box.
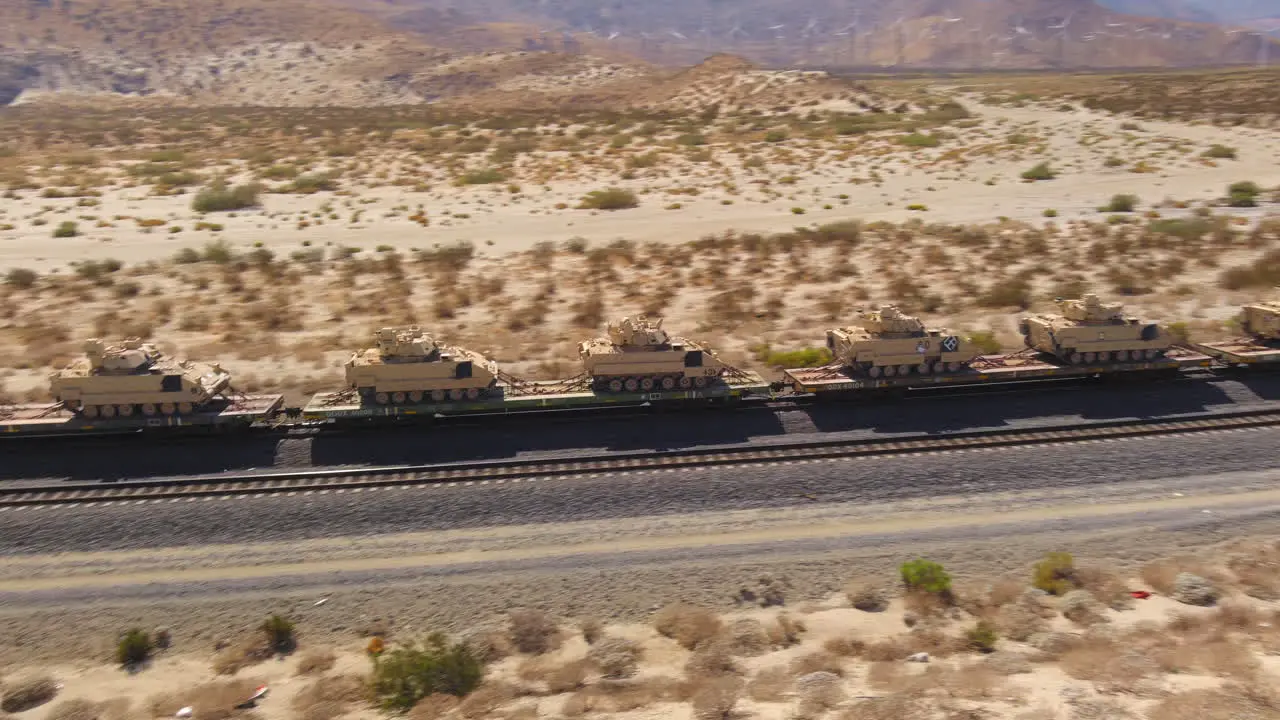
[5,410,1280,509]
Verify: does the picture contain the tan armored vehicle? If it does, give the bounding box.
[578,315,727,393]
[1018,294,1172,364]
[345,326,499,404]
[51,338,232,418]
[1239,299,1280,342]
[826,305,980,378]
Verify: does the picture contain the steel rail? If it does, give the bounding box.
[4,410,1280,508]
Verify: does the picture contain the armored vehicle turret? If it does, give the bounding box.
[50,338,232,418]
[345,326,499,404]
[1239,299,1280,343]
[826,305,980,378]
[1018,294,1172,364]
[578,315,727,393]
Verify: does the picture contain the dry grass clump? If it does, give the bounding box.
[795,671,845,716]
[294,647,337,676]
[586,636,643,679]
[42,698,121,720]
[406,694,459,720]
[507,609,561,655]
[147,678,266,720]
[839,694,931,720]
[823,636,867,657]
[746,666,791,702]
[290,674,365,720]
[212,635,274,675]
[1060,635,1162,693]
[1224,541,1280,600]
[690,676,743,720]
[1141,558,1222,595]
[684,642,740,680]
[1145,680,1280,720]
[721,618,770,656]
[0,674,59,712]
[764,614,806,648]
[846,582,889,612]
[455,681,519,719]
[996,590,1054,641]
[654,603,724,650]
[578,617,604,645]
[788,650,845,677]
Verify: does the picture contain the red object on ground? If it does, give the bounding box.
[1130,591,1152,599]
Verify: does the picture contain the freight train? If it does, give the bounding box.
[3,297,1280,438]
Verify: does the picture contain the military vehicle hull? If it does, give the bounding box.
[580,349,726,392]
[346,359,499,405]
[1240,304,1280,342]
[52,367,231,418]
[1019,320,1171,364]
[828,332,977,377]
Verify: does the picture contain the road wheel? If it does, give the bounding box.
[918,362,933,375]
[375,392,390,405]
[1145,349,1159,360]
[608,379,624,393]
[178,402,193,414]
[1116,350,1129,362]
[1068,352,1083,365]
[898,364,912,376]
[694,376,708,388]
[1084,352,1097,363]
[624,377,639,392]
[640,377,655,391]
[678,376,692,389]
[883,365,897,377]
[449,389,464,401]
[466,388,480,401]
[119,404,136,417]
[160,403,176,416]
[83,405,100,419]
[141,404,157,416]
[101,405,116,418]
[392,392,407,404]
[661,376,677,390]
[431,389,446,402]
[868,366,882,378]
[408,391,423,403]
[1096,351,1111,363]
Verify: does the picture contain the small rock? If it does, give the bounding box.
[1172,573,1219,606]
[907,652,929,663]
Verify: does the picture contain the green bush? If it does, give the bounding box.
[578,188,638,210]
[370,633,484,711]
[676,133,707,147]
[1103,157,1125,168]
[965,621,998,653]
[1032,551,1078,596]
[457,168,505,186]
[899,132,941,148]
[1148,217,1213,241]
[1042,209,1058,218]
[53,220,79,238]
[967,331,1001,355]
[1103,194,1139,213]
[173,247,201,264]
[192,181,261,212]
[1227,181,1261,208]
[1021,163,1056,181]
[201,239,234,264]
[288,173,338,194]
[900,559,951,595]
[1202,144,1237,160]
[759,347,833,368]
[5,268,37,288]
[260,614,296,654]
[116,629,154,667]
[764,129,789,143]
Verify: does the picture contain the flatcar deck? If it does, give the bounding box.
[783,348,1213,394]
[0,395,285,436]
[1191,339,1280,365]
[302,372,772,421]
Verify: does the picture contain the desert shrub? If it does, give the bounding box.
[965,621,999,653]
[765,614,806,648]
[579,617,604,644]
[1104,194,1139,212]
[261,614,296,653]
[978,277,1031,309]
[967,330,1002,354]
[1,675,58,712]
[147,678,266,720]
[685,642,740,680]
[1032,552,1078,595]
[691,676,742,720]
[846,582,889,612]
[291,674,364,720]
[201,239,234,264]
[759,346,832,368]
[1203,144,1237,160]
[457,168,504,185]
[676,133,707,146]
[746,666,790,702]
[899,132,941,148]
[1228,181,1261,207]
[288,173,338,193]
[900,558,951,595]
[117,628,154,667]
[508,609,560,655]
[192,181,260,212]
[407,694,459,720]
[4,267,37,288]
[763,129,788,143]
[722,618,770,657]
[586,636,642,679]
[43,698,114,720]
[1021,162,1056,181]
[370,633,484,712]
[52,220,79,238]
[295,647,337,676]
[1149,217,1213,241]
[789,651,844,677]
[1043,208,1058,217]
[578,188,638,210]
[654,604,722,650]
